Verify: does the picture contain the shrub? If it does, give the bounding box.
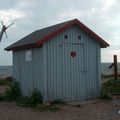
[0,78,12,86]
[0,83,43,107]
[30,88,43,104]
[16,88,43,108]
[100,79,120,100]
[4,81,21,101]
[100,91,112,100]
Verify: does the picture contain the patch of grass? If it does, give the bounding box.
[16,96,61,112]
[100,79,120,100]
[0,81,61,111]
[100,91,112,100]
[0,77,12,86]
[30,88,43,104]
[0,81,21,102]
[16,89,43,108]
[16,97,36,108]
[4,81,21,101]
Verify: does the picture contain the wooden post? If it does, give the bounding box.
[114,55,118,80]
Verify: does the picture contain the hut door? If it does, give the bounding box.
[63,43,85,101]
[46,42,85,101]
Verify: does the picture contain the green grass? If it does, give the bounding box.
[16,89,43,108]
[4,81,21,101]
[100,79,120,99]
[16,97,37,108]
[16,97,61,112]
[0,80,62,112]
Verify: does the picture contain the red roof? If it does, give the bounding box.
[5,19,109,51]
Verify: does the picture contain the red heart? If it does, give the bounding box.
[71,51,76,57]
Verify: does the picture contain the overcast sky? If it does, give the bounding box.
[0,0,120,65]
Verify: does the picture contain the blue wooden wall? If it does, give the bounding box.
[13,25,101,102]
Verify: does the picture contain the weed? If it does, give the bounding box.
[16,89,43,108]
[30,88,43,104]
[0,82,60,111]
[4,81,21,101]
[100,91,112,100]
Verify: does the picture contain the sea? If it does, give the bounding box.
[0,63,120,78]
[101,63,120,75]
[0,65,12,78]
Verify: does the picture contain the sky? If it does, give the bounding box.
[0,0,120,65]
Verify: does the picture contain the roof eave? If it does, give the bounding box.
[5,43,41,51]
[101,43,110,48]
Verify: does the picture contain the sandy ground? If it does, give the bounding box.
[0,100,119,120]
[0,84,120,120]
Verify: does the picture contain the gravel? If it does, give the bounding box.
[0,100,119,120]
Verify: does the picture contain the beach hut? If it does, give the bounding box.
[5,19,109,102]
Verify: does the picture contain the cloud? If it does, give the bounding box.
[59,10,83,20]
[0,9,26,24]
[101,0,117,12]
[101,49,120,63]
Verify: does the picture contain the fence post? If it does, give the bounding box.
[114,55,118,80]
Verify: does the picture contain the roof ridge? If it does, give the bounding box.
[35,18,77,32]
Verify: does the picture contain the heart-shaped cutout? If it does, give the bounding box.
[71,51,76,57]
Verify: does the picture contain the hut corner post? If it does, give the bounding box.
[114,55,118,80]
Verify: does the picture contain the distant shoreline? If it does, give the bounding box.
[0,63,120,78]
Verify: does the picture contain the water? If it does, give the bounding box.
[101,62,120,75]
[0,65,12,78]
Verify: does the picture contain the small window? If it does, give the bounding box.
[78,35,81,40]
[25,50,32,61]
[64,34,68,39]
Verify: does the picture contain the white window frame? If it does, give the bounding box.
[25,50,32,61]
